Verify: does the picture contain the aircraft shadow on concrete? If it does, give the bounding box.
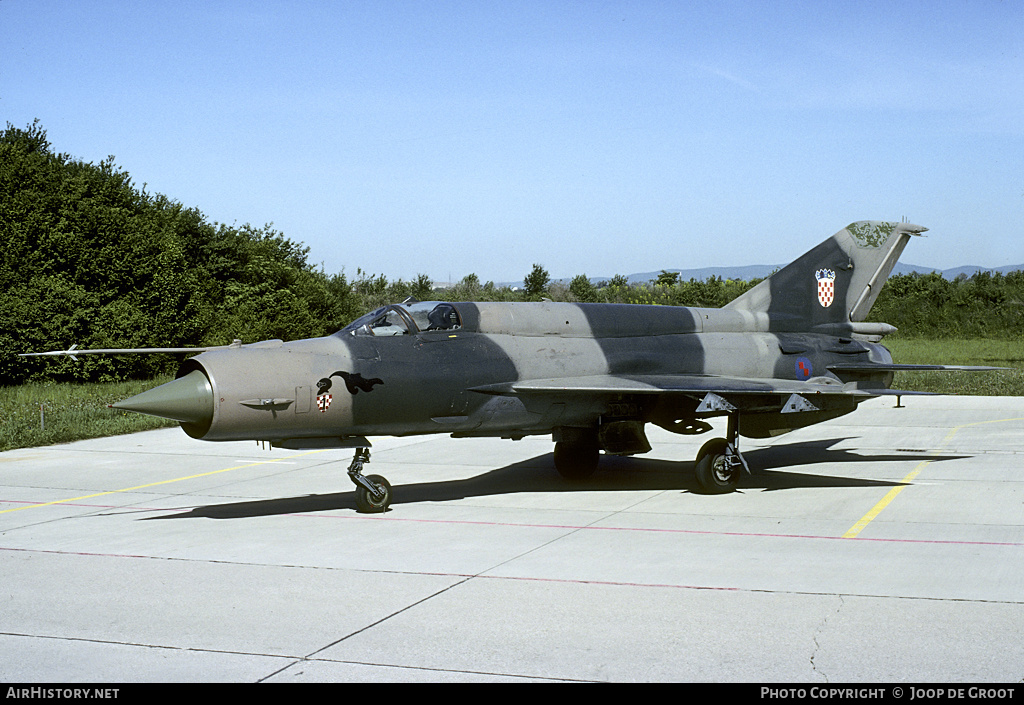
[144,438,965,520]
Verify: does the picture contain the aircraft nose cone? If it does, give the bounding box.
[111,369,214,425]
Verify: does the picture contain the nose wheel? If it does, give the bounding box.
[348,447,392,513]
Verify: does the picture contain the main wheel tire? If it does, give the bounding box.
[355,474,392,513]
[553,440,599,480]
[694,438,740,494]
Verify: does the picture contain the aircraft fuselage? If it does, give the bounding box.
[173,301,893,448]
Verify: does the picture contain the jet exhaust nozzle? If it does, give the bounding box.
[111,369,214,426]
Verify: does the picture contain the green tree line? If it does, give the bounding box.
[1,121,363,384]
[868,269,1024,338]
[2,121,1020,386]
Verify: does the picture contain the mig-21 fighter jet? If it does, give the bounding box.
[24,221,1000,512]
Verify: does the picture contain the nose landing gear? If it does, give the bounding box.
[347,447,392,513]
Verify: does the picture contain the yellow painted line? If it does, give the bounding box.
[842,461,930,538]
[0,449,327,515]
[843,416,1024,538]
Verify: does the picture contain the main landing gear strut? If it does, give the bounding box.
[553,411,751,494]
[694,412,750,494]
[347,447,392,513]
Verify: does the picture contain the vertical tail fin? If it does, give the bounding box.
[724,221,927,332]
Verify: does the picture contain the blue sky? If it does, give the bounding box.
[3,0,1022,284]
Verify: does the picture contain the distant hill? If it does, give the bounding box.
[895,263,1024,279]
[613,265,777,286]
[581,262,1024,286]
[489,262,1023,289]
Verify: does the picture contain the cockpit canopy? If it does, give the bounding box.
[339,301,462,337]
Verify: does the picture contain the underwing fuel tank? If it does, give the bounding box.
[111,337,358,444]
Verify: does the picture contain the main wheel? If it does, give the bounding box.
[553,440,599,480]
[694,438,740,494]
[355,474,392,513]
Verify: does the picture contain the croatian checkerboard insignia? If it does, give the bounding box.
[815,269,836,308]
[317,393,332,412]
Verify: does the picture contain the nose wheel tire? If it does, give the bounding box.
[355,474,392,513]
[347,447,392,513]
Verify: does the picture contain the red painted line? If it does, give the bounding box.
[474,573,739,591]
[291,511,1024,547]
[5,497,1022,548]
[0,545,737,592]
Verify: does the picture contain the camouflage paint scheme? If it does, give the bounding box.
[169,221,918,443]
[42,221,995,508]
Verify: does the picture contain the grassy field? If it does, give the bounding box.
[0,376,176,452]
[884,337,1024,396]
[1,338,1021,452]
